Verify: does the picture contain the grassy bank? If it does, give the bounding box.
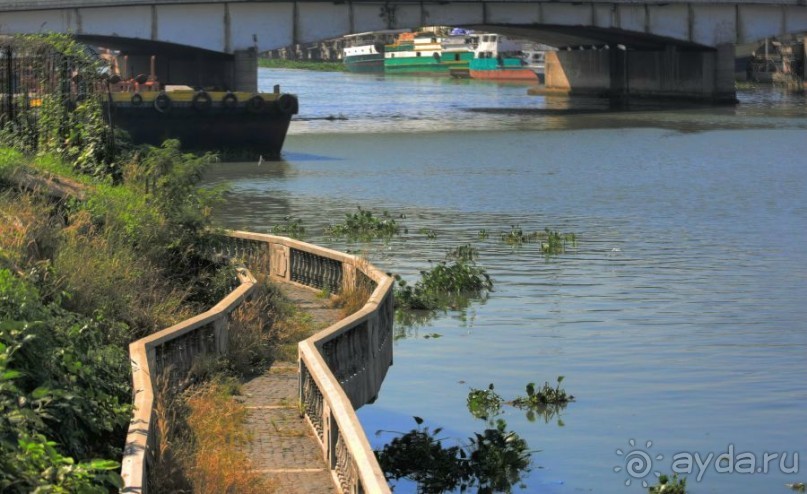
[258,58,346,72]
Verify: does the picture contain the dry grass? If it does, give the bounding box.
[151,377,275,494]
[54,209,195,335]
[333,279,373,319]
[183,380,276,494]
[0,190,60,273]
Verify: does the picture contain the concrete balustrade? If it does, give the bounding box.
[121,231,394,494]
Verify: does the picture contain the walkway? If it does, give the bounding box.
[240,283,343,494]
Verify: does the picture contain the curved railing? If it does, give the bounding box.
[121,231,393,494]
[120,266,257,492]
[218,231,393,494]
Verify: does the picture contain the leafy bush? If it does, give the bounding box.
[0,269,129,492]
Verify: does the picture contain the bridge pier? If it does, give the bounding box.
[232,48,258,92]
[542,43,737,104]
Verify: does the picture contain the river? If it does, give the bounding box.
[202,68,807,493]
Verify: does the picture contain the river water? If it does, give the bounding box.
[202,68,807,493]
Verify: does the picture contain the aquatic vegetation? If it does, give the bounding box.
[648,473,687,494]
[445,243,479,263]
[418,227,437,239]
[375,416,531,494]
[478,229,489,240]
[269,215,306,239]
[467,383,504,420]
[394,247,493,311]
[500,225,577,254]
[511,376,575,408]
[326,207,400,240]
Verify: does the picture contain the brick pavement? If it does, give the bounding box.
[240,283,343,494]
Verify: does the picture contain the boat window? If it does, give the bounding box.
[416,51,421,57]
[455,53,460,61]
[482,35,489,42]
[491,35,497,42]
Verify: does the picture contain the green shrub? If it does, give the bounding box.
[0,269,129,492]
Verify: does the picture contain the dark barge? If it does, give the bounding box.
[107,87,299,159]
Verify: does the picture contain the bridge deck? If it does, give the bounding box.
[238,282,342,494]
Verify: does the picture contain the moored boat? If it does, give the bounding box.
[441,28,478,78]
[107,85,298,159]
[342,32,391,73]
[384,31,448,76]
[469,34,539,82]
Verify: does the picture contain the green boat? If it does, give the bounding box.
[384,31,474,76]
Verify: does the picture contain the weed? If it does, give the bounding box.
[376,416,531,494]
[467,384,504,420]
[333,278,373,319]
[326,207,400,240]
[153,378,275,494]
[511,376,574,408]
[500,226,577,254]
[418,228,437,239]
[648,473,687,494]
[478,229,489,240]
[270,215,306,239]
[394,246,493,311]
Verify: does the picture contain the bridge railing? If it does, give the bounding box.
[217,230,393,494]
[121,230,393,493]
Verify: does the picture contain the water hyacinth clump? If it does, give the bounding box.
[326,207,400,240]
[394,245,493,311]
[649,473,687,494]
[511,376,574,408]
[500,225,577,254]
[467,384,504,420]
[269,215,306,239]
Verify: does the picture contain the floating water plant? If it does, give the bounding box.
[501,225,539,245]
[394,248,493,311]
[467,383,504,420]
[418,227,437,239]
[648,473,687,494]
[500,226,577,254]
[269,215,305,239]
[375,416,531,494]
[511,376,575,408]
[326,207,400,240]
[539,228,577,255]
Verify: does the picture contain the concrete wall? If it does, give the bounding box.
[544,45,737,102]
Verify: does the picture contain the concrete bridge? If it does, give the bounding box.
[2,0,807,100]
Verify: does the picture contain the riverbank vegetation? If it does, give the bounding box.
[0,33,281,491]
[258,58,346,72]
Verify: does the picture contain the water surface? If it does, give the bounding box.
[204,68,807,493]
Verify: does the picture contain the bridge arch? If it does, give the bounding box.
[2,1,806,100]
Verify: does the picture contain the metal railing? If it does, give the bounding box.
[121,231,393,493]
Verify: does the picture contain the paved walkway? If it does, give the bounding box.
[239,283,342,494]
